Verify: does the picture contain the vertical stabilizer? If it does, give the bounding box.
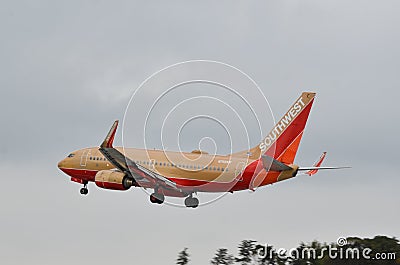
[234,92,315,163]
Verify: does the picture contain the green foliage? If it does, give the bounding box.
[176,247,190,265]
[210,248,234,265]
[236,240,257,265]
[178,235,400,265]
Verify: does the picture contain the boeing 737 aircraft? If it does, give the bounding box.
[58,92,347,208]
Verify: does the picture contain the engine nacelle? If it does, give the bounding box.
[95,170,134,190]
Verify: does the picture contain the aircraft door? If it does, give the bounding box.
[235,161,246,181]
[80,149,90,167]
[150,159,155,170]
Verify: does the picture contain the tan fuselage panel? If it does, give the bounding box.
[59,147,299,189]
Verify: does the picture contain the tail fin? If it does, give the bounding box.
[239,92,316,162]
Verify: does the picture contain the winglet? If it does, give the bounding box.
[306,152,326,176]
[101,120,119,148]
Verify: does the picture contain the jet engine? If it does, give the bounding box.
[95,170,135,190]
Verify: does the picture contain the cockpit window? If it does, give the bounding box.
[67,153,75,158]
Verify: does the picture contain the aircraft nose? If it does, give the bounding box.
[58,159,65,169]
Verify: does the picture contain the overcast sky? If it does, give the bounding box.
[1,1,399,264]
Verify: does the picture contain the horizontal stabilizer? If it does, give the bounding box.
[261,155,293,172]
[298,166,351,176]
[298,152,350,176]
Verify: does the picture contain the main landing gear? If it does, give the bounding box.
[150,192,165,204]
[184,195,199,208]
[80,182,89,195]
[148,189,200,208]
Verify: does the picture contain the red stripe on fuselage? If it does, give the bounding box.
[59,166,280,193]
[59,167,97,181]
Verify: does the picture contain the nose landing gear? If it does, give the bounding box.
[80,182,89,195]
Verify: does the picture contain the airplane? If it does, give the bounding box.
[57,92,348,208]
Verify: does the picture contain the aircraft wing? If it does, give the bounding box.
[99,121,185,194]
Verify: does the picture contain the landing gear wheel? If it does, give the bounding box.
[80,187,88,195]
[150,193,165,204]
[80,182,89,195]
[184,196,199,208]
